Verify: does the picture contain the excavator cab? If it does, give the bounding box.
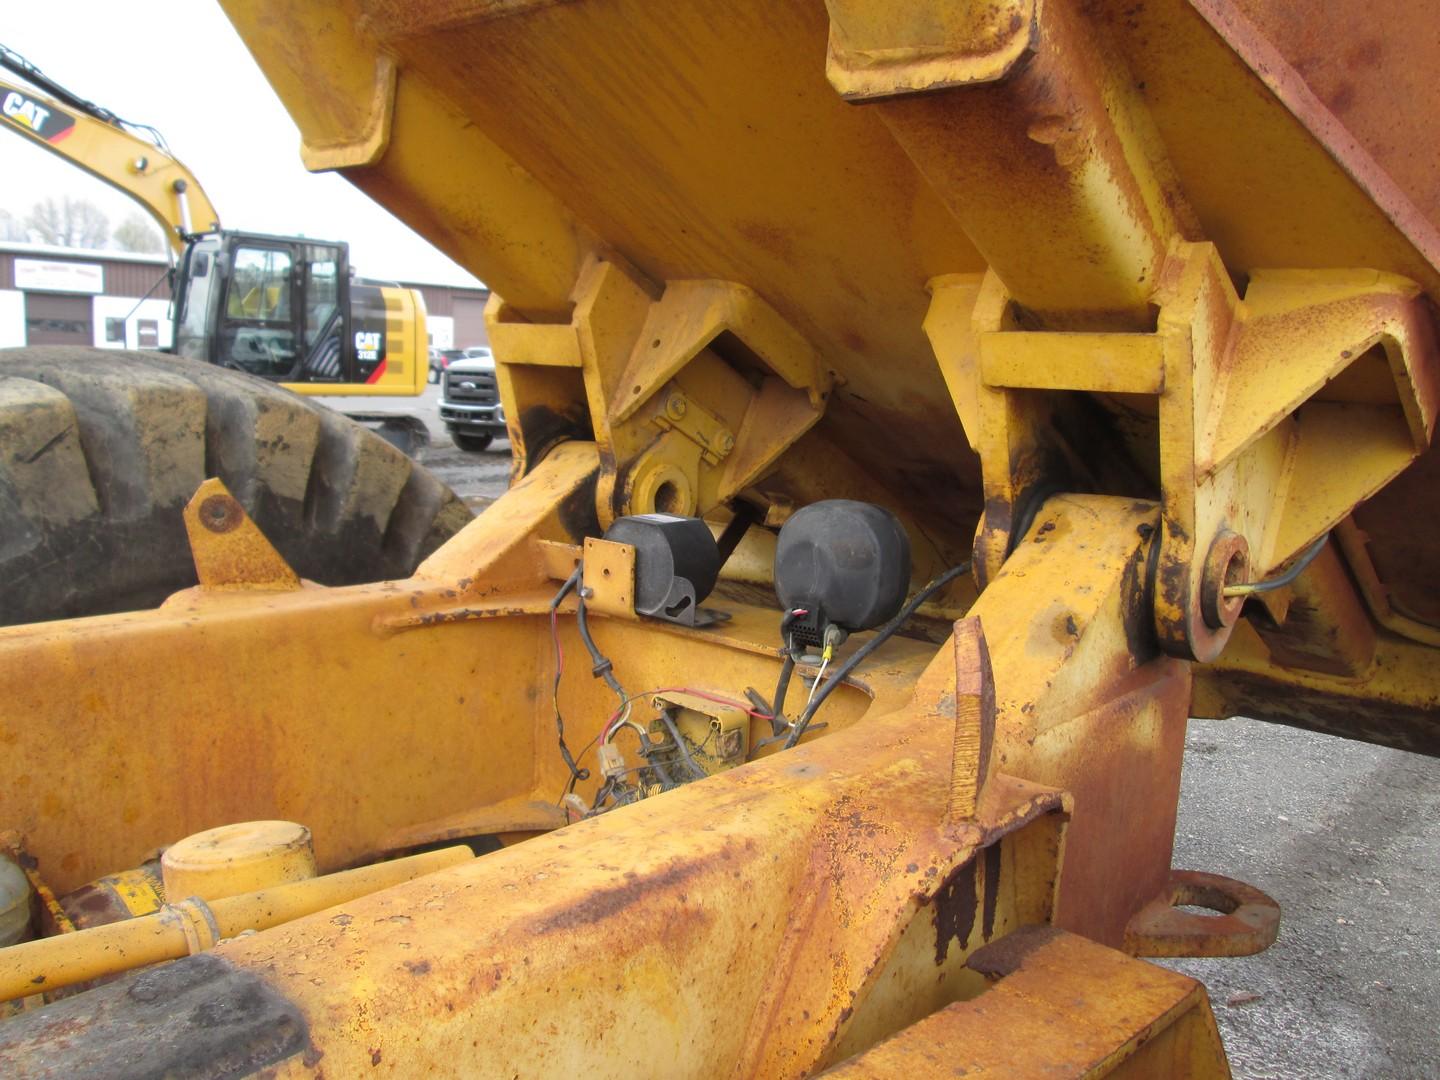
[171,230,424,397]
[176,231,341,381]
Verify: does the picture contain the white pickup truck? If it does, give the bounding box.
[437,347,506,452]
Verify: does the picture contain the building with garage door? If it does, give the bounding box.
[0,240,490,352]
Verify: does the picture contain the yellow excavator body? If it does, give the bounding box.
[0,50,427,400]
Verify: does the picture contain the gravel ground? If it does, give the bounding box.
[1167,718,1440,1078]
[418,438,512,512]
[325,390,1440,1076]
[314,385,512,512]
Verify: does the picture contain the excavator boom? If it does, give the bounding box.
[0,46,220,255]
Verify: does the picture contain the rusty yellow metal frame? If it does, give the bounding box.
[0,463,1219,1075]
[822,927,1231,1077]
[4,0,1440,1074]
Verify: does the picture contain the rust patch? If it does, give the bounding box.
[530,856,710,934]
[735,220,799,267]
[198,494,243,534]
[966,924,1065,980]
[1122,519,1162,662]
[981,843,1002,941]
[1124,869,1280,958]
[932,859,979,964]
[1326,82,1356,116]
[1051,612,1080,643]
[1344,38,1384,71]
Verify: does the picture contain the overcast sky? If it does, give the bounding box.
[1,1,483,286]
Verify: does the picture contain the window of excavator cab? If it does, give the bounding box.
[227,247,293,322]
[219,246,297,378]
[175,242,220,361]
[304,247,339,342]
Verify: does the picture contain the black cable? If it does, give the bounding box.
[1223,533,1329,597]
[606,718,677,788]
[642,738,679,790]
[572,568,639,798]
[549,567,589,792]
[767,654,796,734]
[575,570,626,701]
[761,606,812,731]
[588,776,616,814]
[566,730,601,786]
[783,562,972,748]
[656,709,706,782]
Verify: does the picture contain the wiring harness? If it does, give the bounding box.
[782,562,971,748]
[547,530,969,815]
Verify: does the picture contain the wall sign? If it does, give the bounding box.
[14,259,104,295]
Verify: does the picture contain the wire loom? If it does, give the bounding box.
[549,556,972,814]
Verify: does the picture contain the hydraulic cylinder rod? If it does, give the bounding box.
[0,845,470,1003]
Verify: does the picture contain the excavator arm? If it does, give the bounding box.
[0,45,219,255]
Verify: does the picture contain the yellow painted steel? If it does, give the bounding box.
[160,821,317,902]
[821,928,1230,1078]
[4,0,1440,1075]
[182,478,302,592]
[282,284,428,397]
[0,846,469,1003]
[0,75,220,254]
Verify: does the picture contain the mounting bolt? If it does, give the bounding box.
[666,393,687,420]
[198,494,243,534]
[717,431,735,453]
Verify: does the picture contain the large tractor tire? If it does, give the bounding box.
[0,347,473,626]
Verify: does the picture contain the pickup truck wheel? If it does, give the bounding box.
[0,346,474,627]
[452,432,494,452]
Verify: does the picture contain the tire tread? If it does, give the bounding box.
[0,346,472,625]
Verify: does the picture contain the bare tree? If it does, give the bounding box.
[25,197,110,249]
[112,213,164,254]
[0,209,26,242]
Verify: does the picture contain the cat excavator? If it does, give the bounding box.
[0,44,431,436]
[0,44,469,625]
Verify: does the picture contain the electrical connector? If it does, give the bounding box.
[597,742,627,780]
